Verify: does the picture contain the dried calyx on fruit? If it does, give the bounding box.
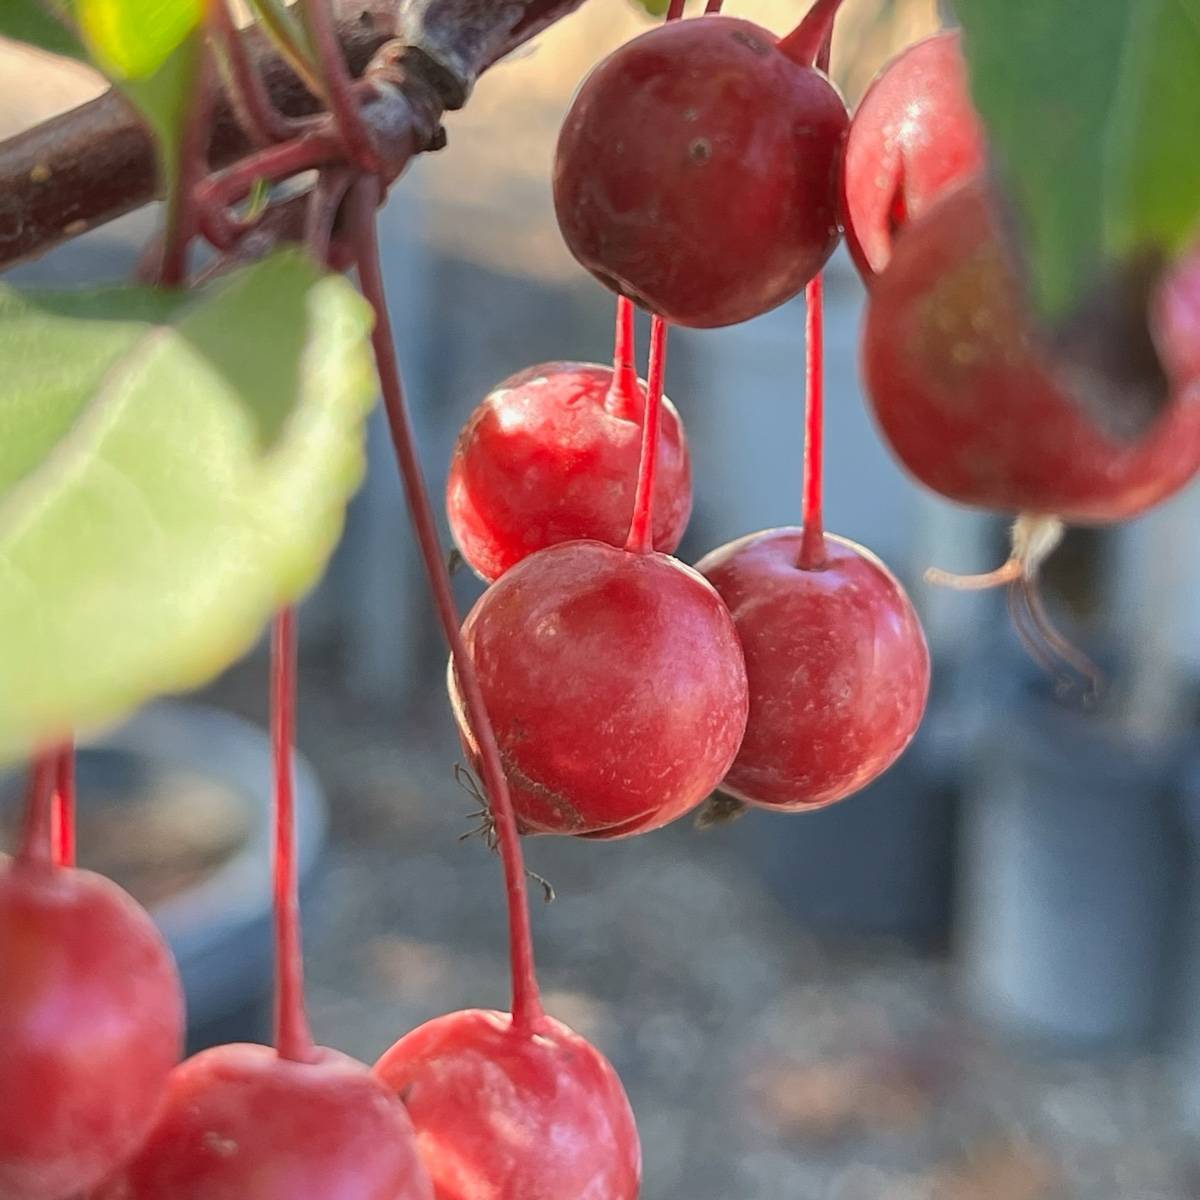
[552,0,849,327]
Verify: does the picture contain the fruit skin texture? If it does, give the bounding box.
[449,539,749,837]
[553,15,849,328]
[862,179,1200,521]
[90,1043,434,1200]
[446,361,691,582]
[698,530,930,810]
[375,1009,640,1200]
[841,30,985,282]
[0,857,184,1200]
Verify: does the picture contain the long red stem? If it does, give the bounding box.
[271,607,316,1063]
[160,35,217,286]
[625,315,666,555]
[665,0,686,18]
[211,0,307,145]
[347,178,544,1033]
[603,296,639,419]
[798,273,826,569]
[704,0,723,11]
[17,750,57,868]
[299,0,382,173]
[777,0,845,68]
[51,742,75,869]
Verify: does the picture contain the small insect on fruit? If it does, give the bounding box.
[447,300,691,582]
[375,1008,640,1200]
[840,30,985,283]
[698,529,930,810]
[552,9,849,328]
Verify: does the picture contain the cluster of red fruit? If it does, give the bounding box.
[5,4,1200,1200]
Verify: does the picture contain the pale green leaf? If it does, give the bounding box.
[0,251,377,763]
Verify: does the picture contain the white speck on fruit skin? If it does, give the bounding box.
[202,1131,238,1157]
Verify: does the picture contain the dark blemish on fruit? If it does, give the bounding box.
[731,29,771,56]
[688,138,712,163]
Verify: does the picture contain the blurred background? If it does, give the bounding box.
[6,1,1200,1195]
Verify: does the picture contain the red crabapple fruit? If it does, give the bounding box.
[446,361,691,582]
[553,15,849,328]
[698,529,930,810]
[375,1009,640,1200]
[861,178,1200,522]
[0,856,184,1200]
[448,538,749,838]
[841,30,985,281]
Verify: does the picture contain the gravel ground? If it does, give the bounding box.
[203,652,1195,1200]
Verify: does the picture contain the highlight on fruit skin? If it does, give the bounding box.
[861,177,1200,524]
[374,1008,641,1200]
[552,14,849,328]
[446,361,692,583]
[0,857,185,1200]
[840,29,985,283]
[448,538,750,839]
[89,1043,435,1200]
[697,528,930,810]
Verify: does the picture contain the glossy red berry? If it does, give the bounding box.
[446,361,691,582]
[841,30,985,282]
[375,1009,640,1200]
[861,178,1200,521]
[553,15,849,328]
[90,1044,434,1200]
[0,857,184,1200]
[449,538,749,837]
[697,529,929,810]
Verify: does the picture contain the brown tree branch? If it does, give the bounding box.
[0,0,588,271]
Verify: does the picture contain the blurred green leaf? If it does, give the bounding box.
[957,0,1200,318]
[0,0,87,61]
[0,252,377,763]
[75,0,201,78]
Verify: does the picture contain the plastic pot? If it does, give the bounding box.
[957,657,1185,1052]
[1,701,328,1054]
[726,671,962,951]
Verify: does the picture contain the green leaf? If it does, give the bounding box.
[0,0,87,61]
[0,251,377,764]
[628,0,670,14]
[74,0,201,78]
[956,0,1200,318]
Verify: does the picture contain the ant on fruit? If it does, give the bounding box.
[454,764,555,903]
[926,514,1104,704]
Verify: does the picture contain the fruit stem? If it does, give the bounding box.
[17,749,57,868]
[798,273,827,570]
[777,0,845,68]
[604,295,640,419]
[625,314,667,555]
[271,606,317,1064]
[704,0,723,10]
[347,177,545,1033]
[665,0,686,18]
[52,742,75,869]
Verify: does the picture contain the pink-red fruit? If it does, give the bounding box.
[375,1009,640,1200]
[0,857,184,1200]
[698,530,930,810]
[841,30,985,282]
[553,15,849,328]
[862,179,1200,521]
[91,1043,434,1200]
[449,539,749,837]
[447,361,691,582]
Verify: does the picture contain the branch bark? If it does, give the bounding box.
[0,0,588,271]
